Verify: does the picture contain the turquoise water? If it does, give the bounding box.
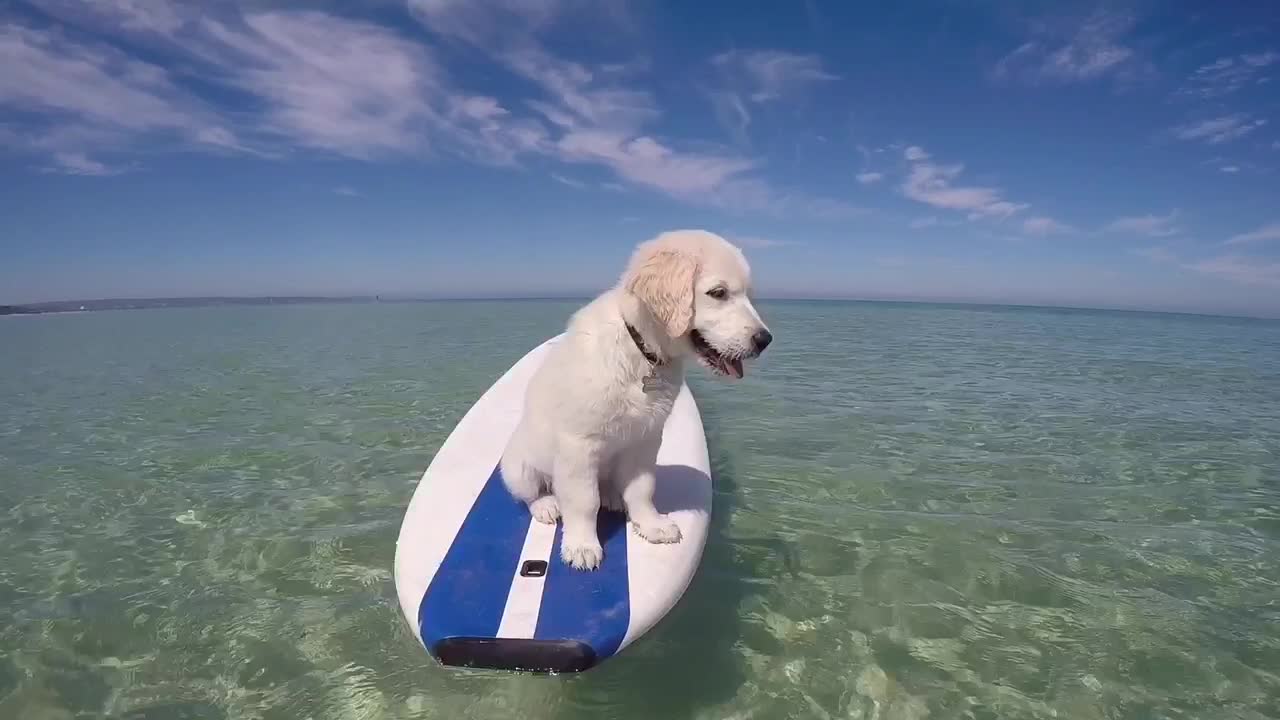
[2,300,1279,719]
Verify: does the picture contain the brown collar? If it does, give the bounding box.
[626,322,663,366]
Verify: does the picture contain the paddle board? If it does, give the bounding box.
[394,334,713,673]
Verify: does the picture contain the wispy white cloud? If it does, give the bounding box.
[856,171,883,185]
[1105,210,1180,237]
[550,172,586,189]
[1226,222,1280,246]
[708,90,752,146]
[2,4,555,171]
[0,2,829,220]
[196,13,550,166]
[909,216,940,230]
[201,12,444,159]
[899,145,1028,220]
[555,132,754,198]
[333,186,360,197]
[407,0,565,46]
[1022,216,1072,236]
[1198,154,1257,174]
[1131,246,1177,263]
[3,1,627,174]
[1176,51,1279,100]
[1131,244,1280,288]
[47,151,125,176]
[0,21,239,166]
[703,50,835,147]
[1186,254,1280,287]
[3,8,510,166]
[502,47,658,133]
[442,93,548,165]
[857,143,894,159]
[408,0,641,49]
[406,1,854,217]
[710,49,837,103]
[903,146,929,161]
[992,10,1146,86]
[34,0,192,38]
[417,0,723,192]
[1172,114,1267,145]
[501,43,761,204]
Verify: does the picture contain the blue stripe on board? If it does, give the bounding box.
[534,509,631,661]
[418,466,532,650]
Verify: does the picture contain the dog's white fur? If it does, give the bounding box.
[499,229,771,570]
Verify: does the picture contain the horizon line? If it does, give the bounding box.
[8,293,1278,322]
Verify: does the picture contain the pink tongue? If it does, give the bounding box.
[728,358,744,379]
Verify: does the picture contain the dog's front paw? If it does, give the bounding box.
[529,496,560,525]
[633,516,682,544]
[560,536,604,570]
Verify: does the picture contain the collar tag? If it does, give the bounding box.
[641,372,663,393]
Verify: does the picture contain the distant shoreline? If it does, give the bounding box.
[0,295,1275,322]
[1,296,376,315]
[0,306,43,316]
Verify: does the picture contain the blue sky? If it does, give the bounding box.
[2,1,1279,317]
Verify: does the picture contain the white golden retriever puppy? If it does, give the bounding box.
[499,229,772,570]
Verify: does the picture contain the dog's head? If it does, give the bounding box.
[621,229,772,379]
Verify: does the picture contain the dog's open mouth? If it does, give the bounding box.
[690,330,744,379]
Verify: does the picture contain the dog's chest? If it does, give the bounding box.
[609,366,680,433]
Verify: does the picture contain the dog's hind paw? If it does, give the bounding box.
[560,537,604,570]
[633,516,682,544]
[529,496,560,525]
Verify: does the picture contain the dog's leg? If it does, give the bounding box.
[500,423,539,502]
[616,435,682,544]
[600,491,625,513]
[501,424,559,523]
[553,437,604,570]
[599,463,626,513]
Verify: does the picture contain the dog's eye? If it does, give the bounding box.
[706,287,728,300]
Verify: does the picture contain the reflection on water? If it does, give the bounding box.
[1,301,1278,719]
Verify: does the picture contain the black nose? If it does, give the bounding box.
[751,329,773,353]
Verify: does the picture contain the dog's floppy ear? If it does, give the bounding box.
[623,245,699,337]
